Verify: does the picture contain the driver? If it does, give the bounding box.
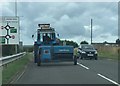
[43,33,51,42]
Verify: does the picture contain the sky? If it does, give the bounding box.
[0,1,118,45]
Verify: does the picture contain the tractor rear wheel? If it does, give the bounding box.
[37,61,41,66]
[37,53,41,66]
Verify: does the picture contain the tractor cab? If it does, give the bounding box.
[34,24,59,45]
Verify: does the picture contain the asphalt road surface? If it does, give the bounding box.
[13,56,119,85]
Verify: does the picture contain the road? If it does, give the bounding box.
[12,56,119,85]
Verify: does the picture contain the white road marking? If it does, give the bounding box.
[16,70,25,81]
[77,63,89,70]
[10,65,27,84]
[10,70,25,84]
[97,73,120,86]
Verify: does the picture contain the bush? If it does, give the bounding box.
[2,45,19,57]
[80,41,88,44]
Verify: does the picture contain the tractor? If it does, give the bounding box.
[32,24,77,66]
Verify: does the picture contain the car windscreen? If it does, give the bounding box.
[81,45,94,50]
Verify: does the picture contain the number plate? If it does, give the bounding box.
[88,54,93,56]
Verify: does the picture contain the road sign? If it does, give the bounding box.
[10,28,17,33]
[0,37,5,44]
[0,16,20,44]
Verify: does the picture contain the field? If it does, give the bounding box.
[96,45,119,60]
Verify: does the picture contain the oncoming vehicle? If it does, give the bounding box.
[78,44,98,60]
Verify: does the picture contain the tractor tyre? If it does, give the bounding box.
[37,61,41,66]
[37,52,41,66]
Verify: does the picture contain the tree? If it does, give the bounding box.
[80,41,88,44]
[103,41,108,44]
[116,39,120,44]
[59,40,78,48]
[23,45,33,52]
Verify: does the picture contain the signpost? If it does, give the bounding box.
[0,16,20,45]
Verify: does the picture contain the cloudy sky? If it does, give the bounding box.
[0,1,118,45]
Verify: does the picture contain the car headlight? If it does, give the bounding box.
[82,51,86,54]
[95,51,97,54]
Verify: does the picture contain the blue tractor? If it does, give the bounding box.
[32,24,77,66]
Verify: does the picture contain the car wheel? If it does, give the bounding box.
[80,55,83,60]
[95,57,98,60]
[81,57,83,60]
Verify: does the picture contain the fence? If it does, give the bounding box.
[0,52,26,66]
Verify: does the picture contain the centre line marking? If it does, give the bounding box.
[97,73,120,86]
[77,63,89,70]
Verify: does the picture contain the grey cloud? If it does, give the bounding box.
[100,34,109,38]
[1,2,118,44]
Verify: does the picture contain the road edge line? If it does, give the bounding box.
[16,69,26,82]
[10,63,28,84]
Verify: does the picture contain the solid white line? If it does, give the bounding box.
[16,70,25,81]
[10,67,26,84]
[77,63,89,70]
[97,73,120,86]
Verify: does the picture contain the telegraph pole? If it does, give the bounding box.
[15,0,18,53]
[15,0,17,17]
[91,19,93,44]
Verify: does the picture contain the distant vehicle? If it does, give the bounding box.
[78,44,98,60]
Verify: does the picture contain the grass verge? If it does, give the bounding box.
[2,53,33,84]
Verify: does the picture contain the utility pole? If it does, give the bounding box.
[15,0,18,53]
[91,19,93,44]
[15,0,17,17]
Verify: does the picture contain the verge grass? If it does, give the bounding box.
[2,53,33,84]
